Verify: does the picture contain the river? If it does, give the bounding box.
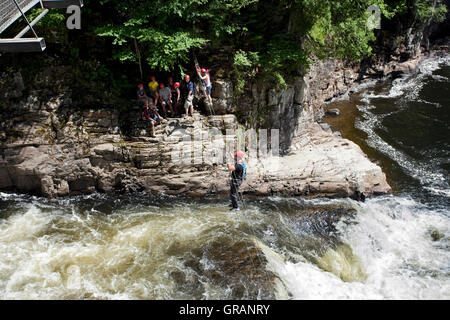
[0,55,449,300]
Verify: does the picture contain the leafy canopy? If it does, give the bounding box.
[28,0,447,90]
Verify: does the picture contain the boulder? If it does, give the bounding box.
[326,108,340,117]
[41,176,55,198]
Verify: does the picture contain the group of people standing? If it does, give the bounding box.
[136,67,244,211]
[137,67,212,136]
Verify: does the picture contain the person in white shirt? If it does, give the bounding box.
[196,66,213,104]
[158,83,173,117]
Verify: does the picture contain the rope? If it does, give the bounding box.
[206,99,215,116]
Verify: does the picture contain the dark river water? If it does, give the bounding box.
[0,55,449,299]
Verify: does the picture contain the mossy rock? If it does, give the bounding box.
[430,229,444,242]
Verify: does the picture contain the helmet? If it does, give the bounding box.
[150,76,155,81]
[174,82,180,88]
[185,74,190,80]
[159,83,164,88]
[201,68,206,73]
[168,76,173,81]
[138,83,143,87]
[235,151,245,159]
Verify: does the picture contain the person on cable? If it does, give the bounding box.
[196,66,213,104]
[148,76,159,103]
[158,83,173,117]
[137,83,152,107]
[227,151,245,211]
[184,74,195,117]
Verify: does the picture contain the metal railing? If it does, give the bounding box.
[0,0,83,52]
[0,0,40,34]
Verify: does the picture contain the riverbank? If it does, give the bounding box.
[0,44,448,301]
[323,50,450,204]
[1,47,447,199]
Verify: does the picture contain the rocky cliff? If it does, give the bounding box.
[2,0,449,199]
[0,63,391,199]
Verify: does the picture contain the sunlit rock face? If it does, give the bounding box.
[0,63,391,199]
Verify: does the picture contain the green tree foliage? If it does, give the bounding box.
[387,0,448,23]
[291,0,396,61]
[232,50,259,93]
[412,0,447,22]
[17,0,447,95]
[95,0,259,73]
[91,0,448,87]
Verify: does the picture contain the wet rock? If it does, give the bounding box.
[68,177,96,192]
[41,176,55,198]
[56,180,70,196]
[351,190,366,202]
[326,108,341,117]
[430,229,444,241]
[170,237,277,299]
[318,122,332,133]
[0,168,12,189]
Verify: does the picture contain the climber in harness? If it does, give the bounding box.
[196,66,213,105]
[227,151,247,211]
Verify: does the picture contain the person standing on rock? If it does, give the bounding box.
[196,66,213,105]
[142,102,164,137]
[184,75,195,117]
[173,82,182,116]
[227,151,245,211]
[148,76,159,104]
[158,83,173,117]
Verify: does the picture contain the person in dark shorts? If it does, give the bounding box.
[183,75,195,117]
[173,81,182,116]
[142,102,164,137]
[227,151,245,211]
[158,83,173,116]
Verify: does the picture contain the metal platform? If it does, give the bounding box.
[0,37,45,52]
[0,0,83,53]
[0,0,40,34]
[42,0,84,9]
